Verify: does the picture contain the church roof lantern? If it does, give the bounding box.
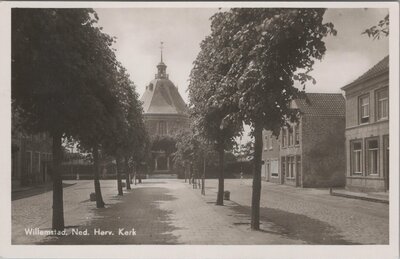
[141,42,188,115]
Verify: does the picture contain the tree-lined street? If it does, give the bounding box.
[10,6,391,250]
[12,179,388,245]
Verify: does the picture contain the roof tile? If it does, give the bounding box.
[295,93,345,117]
[342,55,389,89]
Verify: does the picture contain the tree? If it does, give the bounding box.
[12,8,125,230]
[120,80,147,191]
[233,140,255,162]
[101,67,146,196]
[198,8,336,229]
[189,34,242,205]
[174,128,217,193]
[363,14,389,39]
[73,20,122,208]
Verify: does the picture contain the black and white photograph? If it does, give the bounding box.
[0,1,399,259]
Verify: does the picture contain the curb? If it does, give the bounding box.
[330,191,389,204]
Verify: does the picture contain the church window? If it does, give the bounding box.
[158,121,167,135]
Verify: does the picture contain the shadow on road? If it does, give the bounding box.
[139,181,167,185]
[40,186,181,245]
[230,204,359,245]
[12,183,76,201]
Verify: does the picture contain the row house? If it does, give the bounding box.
[341,56,389,192]
[12,132,53,187]
[262,93,346,188]
[12,107,53,187]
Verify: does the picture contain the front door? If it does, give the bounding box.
[383,135,389,191]
[261,163,267,181]
[271,159,278,180]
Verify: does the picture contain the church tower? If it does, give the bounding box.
[140,43,190,176]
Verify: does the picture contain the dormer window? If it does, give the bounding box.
[149,83,153,91]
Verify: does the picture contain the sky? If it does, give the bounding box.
[95,8,389,142]
[95,8,389,102]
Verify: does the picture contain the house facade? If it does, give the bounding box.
[262,93,346,188]
[12,132,53,187]
[261,130,280,183]
[341,56,389,192]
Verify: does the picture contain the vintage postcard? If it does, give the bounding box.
[0,1,398,259]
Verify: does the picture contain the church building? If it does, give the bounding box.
[140,45,190,175]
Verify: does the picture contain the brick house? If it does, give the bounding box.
[262,93,346,188]
[341,56,389,192]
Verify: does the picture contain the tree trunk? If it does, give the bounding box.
[52,131,64,230]
[202,156,205,196]
[216,142,224,206]
[138,166,142,184]
[116,157,123,196]
[134,163,137,185]
[93,147,105,208]
[189,163,192,185]
[184,162,187,183]
[251,122,263,230]
[125,157,131,190]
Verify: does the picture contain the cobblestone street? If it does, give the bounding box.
[205,179,389,244]
[12,179,388,245]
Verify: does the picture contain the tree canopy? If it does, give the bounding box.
[206,8,336,134]
[12,8,148,228]
[189,8,336,229]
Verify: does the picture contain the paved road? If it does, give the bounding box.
[12,179,388,244]
[207,179,389,244]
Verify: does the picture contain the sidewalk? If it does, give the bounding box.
[330,188,389,204]
[12,179,388,244]
[12,181,76,201]
[13,179,304,245]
